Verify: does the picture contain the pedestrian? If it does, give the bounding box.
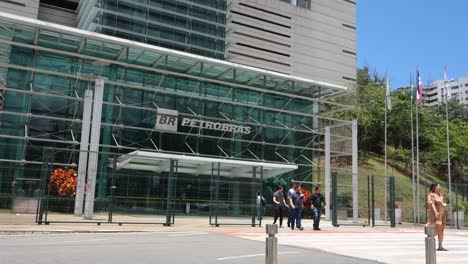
[426,183,448,251]
[272,186,287,227]
[289,184,304,230]
[310,186,326,230]
[256,191,266,221]
[287,183,297,228]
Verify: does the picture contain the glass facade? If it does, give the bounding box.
[78,0,227,59]
[0,12,351,222]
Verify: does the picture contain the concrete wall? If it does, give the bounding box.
[0,0,39,18]
[226,0,356,88]
[38,4,77,27]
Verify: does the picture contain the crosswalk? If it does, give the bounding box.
[225,230,468,264]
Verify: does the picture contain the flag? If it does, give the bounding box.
[385,77,392,111]
[416,70,424,104]
[410,75,415,104]
[444,65,451,101]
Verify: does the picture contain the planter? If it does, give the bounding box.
[12,197,38,214]
[337,208,347,220]
[395,208,402,224]
[452,211,465,229]
[374,208,381,221]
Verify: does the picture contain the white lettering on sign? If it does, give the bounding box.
[154,108,252,134]
[155,109,179,132]
[181,118,251,134]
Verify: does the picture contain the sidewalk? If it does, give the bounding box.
[2,214,465,235]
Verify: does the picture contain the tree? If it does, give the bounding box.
[429,120,468,182]
[333,67,386,154]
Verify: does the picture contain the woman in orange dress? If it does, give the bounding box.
[426,183,447,251]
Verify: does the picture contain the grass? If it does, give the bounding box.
[316,154,467,224]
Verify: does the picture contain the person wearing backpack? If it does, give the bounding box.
[256,191,266,221]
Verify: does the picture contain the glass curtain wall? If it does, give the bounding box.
[78,0,227,59]
[0,16,351,217]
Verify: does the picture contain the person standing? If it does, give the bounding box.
[256,191,266,221]
[289,185,304,230]
[272,186,287,228]
[426,183,448,251]
[287,183,297,228]
[310,186,326,230]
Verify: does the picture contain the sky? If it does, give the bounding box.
[357,1,468,89]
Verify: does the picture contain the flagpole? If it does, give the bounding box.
[384,76,388,223]
[416,70,421,226]
[410,74,416,225]
[444,66,453,228]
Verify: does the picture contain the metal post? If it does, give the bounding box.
[215,162,220,227]
[425,226,437,264]
[331,172,338,227]
[209,163,214,225]
[325,126,331,221]
[371,175,375,227]
[251,166,256,227]
[84,78,104,220]
[367,175,371,226]
[384,177,388,223]
[108,154,117,224]
[265,224,278,264]
[165,159,175,226]
[389,176,396,228]
[74,88,93,216]
[352,119,358,223]
[455,184,459,229]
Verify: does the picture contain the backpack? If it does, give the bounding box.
[261,196,267,207]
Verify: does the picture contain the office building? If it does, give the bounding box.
[423,76,468,107]
[0,0,356,224]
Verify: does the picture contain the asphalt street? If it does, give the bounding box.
[0,231,379,264]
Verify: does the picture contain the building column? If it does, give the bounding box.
[84,78,104,220]
[352,119,359,223]
[324,126,331,221]
[74,88,93,216]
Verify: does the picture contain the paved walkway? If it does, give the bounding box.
[1,214,467,264]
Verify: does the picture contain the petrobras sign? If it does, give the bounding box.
[181,118,251,135]
[155,108,251,134]
[155,108,178,132]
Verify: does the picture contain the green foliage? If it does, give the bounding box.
[452,201,466,212]
[335,67,468,183]
[336,191,353,208]
[429,120,468,182]
[387,146,410,163]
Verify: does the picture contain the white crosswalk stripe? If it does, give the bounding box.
[230,231,468,264]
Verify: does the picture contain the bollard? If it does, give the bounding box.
[425,226,436,264]
[265,224,278,264]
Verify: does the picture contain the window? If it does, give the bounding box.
[279,0,311,9]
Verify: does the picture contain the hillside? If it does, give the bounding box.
[325,155,466,224]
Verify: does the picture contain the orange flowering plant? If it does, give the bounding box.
[49,168,79,197]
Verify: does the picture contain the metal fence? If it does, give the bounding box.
[0,145,268,226]
[1,144,466,228]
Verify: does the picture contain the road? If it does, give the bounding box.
[0,231,378,264]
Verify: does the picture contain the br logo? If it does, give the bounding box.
[155,109,178,132]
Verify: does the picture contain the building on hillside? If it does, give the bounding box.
[0,0,356,225]
[423,76,468,107]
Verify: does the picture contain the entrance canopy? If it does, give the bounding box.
[115,150,297,179]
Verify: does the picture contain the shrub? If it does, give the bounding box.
[49,168,79,197]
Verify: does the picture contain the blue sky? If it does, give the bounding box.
[357,1,468,89]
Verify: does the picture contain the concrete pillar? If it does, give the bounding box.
[352,119,359,223]
[265,224,278,264]
[325,126,331,221]
[74,88,93,216]
[84,78,104,220]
